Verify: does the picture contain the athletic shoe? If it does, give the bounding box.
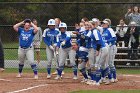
[0,68,5,72]
[52,71,57,75]
[105,79,111,85]
[54,75,61,80]
[81,78,88,83]
[110,78,115,83]
[86,80,96,85]
[95,82,100,86]
[34,75,38,79]
[16,73,22,78]
[47,74,51,79]
[99,77,106,84]
[73,76,78,80]
[114,78,118,83]
[62,71,65,75]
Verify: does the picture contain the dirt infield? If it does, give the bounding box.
[0,73,140,93]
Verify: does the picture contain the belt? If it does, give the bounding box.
[20,46,32,49]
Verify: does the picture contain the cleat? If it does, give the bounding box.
[0,68,5,72]
[73,76,78,80]
[114,78,118,83]
[86,80,96,85]
[16,73,22,78]
[105,79,111,85]
[52,71,57,75]
[99,79,103,84]
[62,71,65,75]
[81,78,88,83]
[95,82,100,86]
[47,74,51,79]
[102,78,107,83]
[34,75,38,79]
[54,75,61,80]
[110,78,115,83]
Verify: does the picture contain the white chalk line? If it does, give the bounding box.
[7,84,48,93]
[122,74,140,78]
[0,78,12,82]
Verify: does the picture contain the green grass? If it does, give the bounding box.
[4,68,73,73]
[4,68,140,74]
[70,90,140,93]
[3,42,47,60]
[116,68,140,74]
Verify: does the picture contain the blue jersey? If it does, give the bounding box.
[76,46,88,62]
[77,30,92,48]
[83,30,92,48]
[102,28,116,45]
[57,31,72,48]
[87,29,105,50]
[18,27,35,48]
[43,28,59,46]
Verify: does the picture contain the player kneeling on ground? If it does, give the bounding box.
[13,19,39,79]
[72,42,89,82]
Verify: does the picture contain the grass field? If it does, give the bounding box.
[71,90,140,93]
[3,42,47,60]
[4,68,140,74]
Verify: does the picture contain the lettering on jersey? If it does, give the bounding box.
[21,33,31,41]
[59,34,66,42]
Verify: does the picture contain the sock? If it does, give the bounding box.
[80,68,88,79]
[31,64,38,75]
[105,67,112,79]
[73,65,77,76]
[57,68,62,76]
[47,65,51,75]
[87,69,92,78]
[110,66,116,79]
[95,69,101,83]
[19,64,24,73]
[101,68,105,79]
[57,66,64,76]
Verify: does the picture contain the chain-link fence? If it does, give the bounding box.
[0,2,140,68]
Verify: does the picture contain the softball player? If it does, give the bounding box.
[42,19,59,79]
[101,20,118,84]
[86,21,108,86]
[72,42,89,81]
[32,19,42,64]
[54,22,78,80]
[13,19,38,79]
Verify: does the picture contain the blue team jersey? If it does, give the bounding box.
[83,30,92,48]
[76,46,88,61]
[77,30,92,48]
[43,28,59,46]
[57,31,72,48]
[18,27,35,48]
[87,29,105,50]
[102,28,116,45]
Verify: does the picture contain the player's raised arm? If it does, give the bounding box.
[13,21,24,32]
[31,22,38,34]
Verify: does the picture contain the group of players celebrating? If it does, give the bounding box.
[13,17,118,86]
